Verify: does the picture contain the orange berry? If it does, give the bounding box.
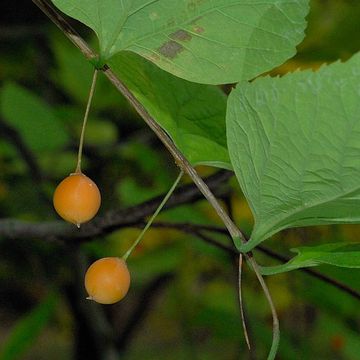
[84,257,130,304]
[53,173,101,226]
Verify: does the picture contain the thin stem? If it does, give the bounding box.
[147,222,360,302]
[238,254,251,349]
[247,256,280,360]
[75,69,98,173]
[225,195,251,350]
[122,171,184,261]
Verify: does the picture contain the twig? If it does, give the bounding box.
[146,222,360,302]
[249,259,279,360]
[222,194,251,349]
[257,246,360,301]
[238,253,251,350]
[0,171,232,242]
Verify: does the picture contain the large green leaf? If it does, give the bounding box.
[227,53,360,252]
[0,83,69,152]
[109,52,231,169]
[51,0,309,84]
[260,243,360,275]
[0,291,58,360]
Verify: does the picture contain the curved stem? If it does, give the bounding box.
[238,253,251,349]
[122,171,184,261]
[247,255,279,360]
[75,69,98,173]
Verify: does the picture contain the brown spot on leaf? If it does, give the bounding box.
[193,25,204,34]
[170,29,192,42]
[149,53,160,62]
[190,16,204,33]
[158,41,184,59]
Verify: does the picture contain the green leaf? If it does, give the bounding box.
[51,0,309,84]
[0,83,69,152]
[0,291,58,360]
[227,52,360,251]
[109,52,231,168]
[260,243,360,275]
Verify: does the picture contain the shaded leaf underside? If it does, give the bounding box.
[109,52,231,168]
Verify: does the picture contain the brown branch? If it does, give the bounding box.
[256,246,360,302]
[0,170,232,242]
[145,222,360,302]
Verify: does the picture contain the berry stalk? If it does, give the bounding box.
[122,170,184,261]
[76,69,98,173]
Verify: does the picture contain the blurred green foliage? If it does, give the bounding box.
[0,291,58,360]
[0,1,359,359]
